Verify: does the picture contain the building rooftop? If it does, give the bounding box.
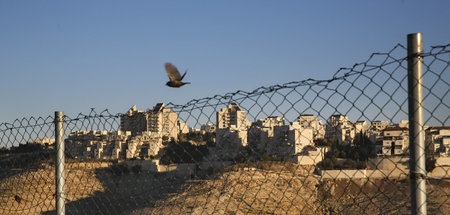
[268,116,281,118]
[227,102,242,111]
[152,103,165,113]
[383,127,408,131]
[427,126,450,130]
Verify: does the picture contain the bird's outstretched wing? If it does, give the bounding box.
[165,63,182,81]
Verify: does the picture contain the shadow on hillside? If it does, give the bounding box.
[42,163,202,215]
[0,151,53,181]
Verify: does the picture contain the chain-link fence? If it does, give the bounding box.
[1,35,449,214]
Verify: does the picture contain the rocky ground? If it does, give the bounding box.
[0,161,449,215]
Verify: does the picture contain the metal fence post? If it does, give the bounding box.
[55,111,66,215]
[407,33,427,215]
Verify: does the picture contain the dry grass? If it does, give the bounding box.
[0,162,107,215]
[1,161,449,215]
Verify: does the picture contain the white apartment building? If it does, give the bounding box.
[215,103,252,156]
[254,116,285,128]
[324,115,356,144]
[247,115,316,156]
[381,127,409,156]
[426,126,450,156]
[292,114,325,140]
[216,103,251,130]
[366,121,390,143]
[148,103,179,140]
[248,116,285,152]
[200,123,216,134]
[178,120,190,134]
[366,120,390,154]
[65,130,164,160]
[65,130,131,159]
[120,105,149,136]
[214,128,248,159]
[354,121,368,134]
[216,129,248,148]
[121,103,179,140]
[272,124,314,155]
[324,115,371,144]
[125,131,163,159]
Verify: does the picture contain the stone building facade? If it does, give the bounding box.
[215,103,251,159]
[247,116,314,156]
[120,103,179,140]
[248,116,285,152]
[381,127,409,155]
[216,103,251,130]
[324,115,356,144]
[292,114,325,140]
[426,126,450,156]
[65,130,131,159]
[65,130,164,160]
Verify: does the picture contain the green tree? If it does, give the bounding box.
[162,135,169,142]
[314,138,330,147]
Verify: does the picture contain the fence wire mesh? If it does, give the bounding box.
[0,42,449,214]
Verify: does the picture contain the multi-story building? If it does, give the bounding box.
[125,131,163,159]
[247,115,313,156]
[251,116,285,139]
[148,103,179,140]
[215,103,251,158]
[216,129,248,148]
[354,121,368,134]
[65,130,131,159]
[253,116,285,128]
[324,114,356,144]
[248,116,285,152]
[426,126,450,156]
[367,121,390,142]
[200,124,216,134]
[292,114,325,140]
[65,130,164,160]
[178,120,190,134]
[120,105,149,136]
[324,115,371,144]
[120,103,179,140]
[366,120,390,154]
[216,103,251,130]
[381,127,409,156]
[272,125,313,155]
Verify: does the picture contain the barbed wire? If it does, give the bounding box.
[0,42,449,214]
[167,43,449,112]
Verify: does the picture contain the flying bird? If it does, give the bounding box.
[165,62,190,88]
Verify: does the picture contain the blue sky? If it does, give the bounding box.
[1,0,449,124]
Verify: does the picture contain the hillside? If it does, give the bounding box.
[0,162,449,214]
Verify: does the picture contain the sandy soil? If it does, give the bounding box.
[1,162,449,215]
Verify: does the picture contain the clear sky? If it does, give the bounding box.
[1,0,449,124]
